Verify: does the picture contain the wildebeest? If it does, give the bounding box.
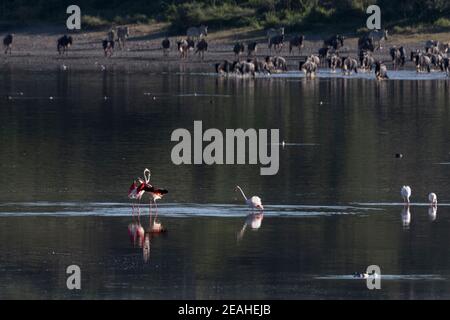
[268,34,284,53]
[3,34,13,54]
[266,27,284,45]
[375,61,389,80]
[389,46,406,70]
[299,58,317,78]
[251,58,270,74]
[425,40,440,54]
[187,25,208,40]
[289,35,305,54]
[324,35,344,51]
[358,35,375,52]
[443,58,450,76]
[57,35,73,55]
[102,39,114,58]
[247,42,257,57]
[318,47,330,61]
[368,29,388,50]
[116,26,129,50]
[239,61,256,76]
[265,56,288,72]
[360,51,375,72]
[161,37,171,56]
[430,53,445,71]
[233,42,245,60]
[195,39,208,60]
[107,29,115,42]
[328,53,342,72]
[177,39,190,59]
[342,57,358,75]
[412,52,432,73]
[215,60,233,74]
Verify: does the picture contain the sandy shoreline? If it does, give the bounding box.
[1,23,450,73]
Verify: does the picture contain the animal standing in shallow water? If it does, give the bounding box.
[235,186,264,212]
[401,186,412,205]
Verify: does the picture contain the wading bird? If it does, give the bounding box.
[401,186,412,205]
[235,186,264,212]
[139,169,169,233]
[428,193,437,206]
[128,168,151,216]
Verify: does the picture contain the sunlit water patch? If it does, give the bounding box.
[0,202,382,217]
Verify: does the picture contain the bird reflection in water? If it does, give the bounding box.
[143,232,151,263]
[128,220,145,248]
[401,206,411,229]
[237,213,264,241]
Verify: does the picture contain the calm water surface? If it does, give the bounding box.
[0,66,450,299]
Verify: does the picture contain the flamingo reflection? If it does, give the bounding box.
[401,206,411,228]
[237,213,264,241]
[428,206,437,222]
[143,232,151,263]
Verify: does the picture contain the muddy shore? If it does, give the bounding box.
[1,23,450,73]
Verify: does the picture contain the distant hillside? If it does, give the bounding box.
[1,1,450,34]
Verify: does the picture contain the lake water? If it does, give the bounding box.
[1,67,450,299]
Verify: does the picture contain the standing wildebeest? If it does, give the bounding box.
[116,26,129,50]
[358,35,375,52]
[443,58,450,76]
[375,61,389,80]
[233,42,245,60]
[412,52,432,73]
[177,40,190,59]
[324,35,344,51]
[289,35,305,54]
[368,29,388,50]
[3,34,13,54]
[342,57,358,75]
[195,39,208,60]
[107,29,115,42]
[247,42,257,57]
[266,27,284,45]
[161,37,171,56]
[102,39,114,57]
[187,25,208,40]
[268,34,284,53]
[390,46,406,70]
[57,35,73,55]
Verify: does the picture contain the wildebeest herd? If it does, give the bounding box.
[2,25,450,80]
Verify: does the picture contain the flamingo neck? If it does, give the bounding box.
[236,186,247,201]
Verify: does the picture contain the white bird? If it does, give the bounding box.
[401,186,412,204]
[428,192,437,206]
[235,186,264,211]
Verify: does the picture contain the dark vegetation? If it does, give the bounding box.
[1,1,450,34]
